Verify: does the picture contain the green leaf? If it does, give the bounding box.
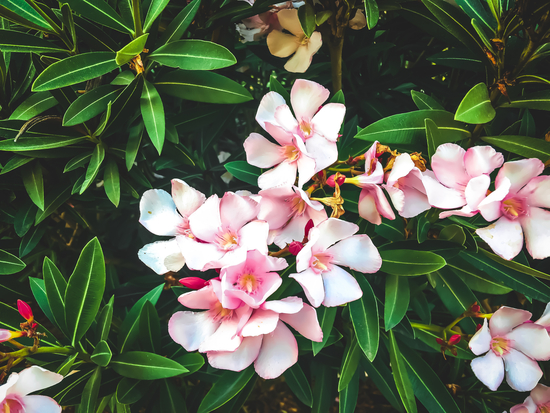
[298,4,315,37]
[43,257,67,333]
[19,222,46,257]
[479,249,550,281]
[454,0,496,32]
[63,85,120,126]
[1,155,34,175]
[0,302,57,347]
[80,144,105,194]
[364,0,380,29]
[57,353,78,376]
[155,70,253,104]
[102,75,144,137]
[385,275,410,331]
[455,83,495,124]
[197,367,255,413]
[33,52,118,92]
[460,250,550,302]
[0,1,52,31]
[138,301,160,353]
[500,90,550,111]
[413,328,474,359]
[315,10,332,26]
[411,90,444,110]
[481,135,550,163]
[67,0,133,33]
[174,353,205,376]
[380,250,446,276]
[125,121,144,171]
[14,201,37,237]
[116,34,149,65]
[269,74,290,103]
[160,379,187,413]
[29,277,55,324]
[96,295,114,341]
[149,40,236,70]
[95,101,112,137]
[312,306,337,355]
[427,48,484,72]
[21,161,44,210]
[519,109,535,137]
[61,3,77,50]
[64,152,92,173]
[424,118,439,164]
[0,136,86,152]
[283,363,313,407]
[363,357,404,413]
[338,337,361,391]
[35,186,71,224]
[159,0,201,44]
[116,378,146,404]
[140,79,165,154]
[0,29,67,53]
[81,367,102,413]
[143,0,170,32]
[224,161,261,186]
[389,330,417,413]
[91,340,112,367]
[64,237,106,346]
[312,363,335,413]
[354,110,470,147]
[447,257,512,294]
[375,217,406,242]
[349,274,379,361]
[112,351,188,380]
[104,158,120,207]
[339,367,360,413]
[10,92,58,121]
[439,224,466,245]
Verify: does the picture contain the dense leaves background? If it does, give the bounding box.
[0,0,550,412]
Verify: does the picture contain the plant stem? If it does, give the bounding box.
[132,0,143,38]
[328,36,344,92]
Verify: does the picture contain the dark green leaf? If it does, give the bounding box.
[138,300,160,353]
[63,85,119,126]
[455,83,495,124]
[14,201,37,237]
[61,3,77,49]
[10,92,58,121]
[67,0,133,33]
[21,161,44,210]
[454,0,496,32]
[159,0,201,44]
[0,136,86,152]
[427,48,484,72]
[143,0,170,32]
[174,352,205,376]
[91,340,112,367]
[375,217,406,242]
[269,74,290,103]
[160,379,187,413]
[224,161,261,186]
[57,353,78,376]
[499,90,550,111]
[111,351,188,380]
[104,158,120,207]
[116,34,149,65]
[339,367,360,413]
[312,306,337,355]
[298,4,315,37]
[125,121,144,170]
[140,79,165,154]
[385,275,410,331]
[349,274,379,361]
[380,250,446,276]
[116,378,146,404]
[338,337,361,391]
[96,295,114,342]
[284,363,313,407]
[197,367,255,413]
[479,249,550,281]
[425,118,439,161]
[0,1,52,31]
[0,29,67,53]
[81,367,102,413]
[64,152,92,173]
[447,257,512,294]
[481,135,550,163]
[149,40,236,70]
[0,155,34,175]
[43,257,67,333]
[102,75,144,137]
[80,143,105,194]
[389,331,417,413]
[362,356,404,412]
[364,0,379,29]
[312,363,335,413]
[19,221,46,257]
[29,277,55,324]
[35,186,71,224]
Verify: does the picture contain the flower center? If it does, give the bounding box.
[299,120,312,138]
[490,336,511,357]
[282,144,300,162]
[538,404,550,413]
[289,195,307,216]
[310,252,333,274]
[215,228,239,251]
[501,196,527,220]
[211,301,233,321]
[1,397,24,413]
[237,272,261,294]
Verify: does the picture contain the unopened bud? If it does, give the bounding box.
[435,338,445,345]
[326,174,345,188]
[470,303,481,313]
[289,242,303,256]
[448,334,461,345]
[179,277,207,290]
[476,323,482,331]
[0,329,25,342]
[304,219,314,237]
[17,300,33,322]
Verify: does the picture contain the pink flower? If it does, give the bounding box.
[206,297,322,379]
[0,366,63,413]
[0,329,25,342]
[177,192,269,270]
[383,153,431,218]
[290,218,382,307]
[469,306,550,391]
[219,250,288,309]
[258,185,327,247]
[169,280,253,353]
[476,158,550,260]
[237,11,281,42]
[266,9,322,72]
[138,179,206,274]
[510,384,550,413]
[421,144,503,217]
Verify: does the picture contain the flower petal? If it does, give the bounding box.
[171,179,205,218]
[313,218,359,251]
[296,154,317,188]
[327,235,382,273]
[476,216,524,261]
[510,397,538,413]
[262,297,303,314]
[178,285,218,310]
[321,265,363,307]
[189,194,222,243]
[505,323,550,360]
[358,185,395,225]
[496,159,544,195]
[258,160,297,190]
[169,311,218,351]
[464,174,490,210]
[220,192,260,232]
[518,176,550,209]
[470,351,505,391]
[238,220,270,255]
[530,383,550,406]
[290,79,330,122]
[267,29,299,57]
[277,9,304,37]
[535,302,550,328]
[10,366,63,396]
[139,189,184,236]
[422,174,466,209]
[311,103,346,142]
[304,134,338,173]
[431,143,470,189]
[289,267,325,307]
[199,316,244,353]
[280,303,322,341]
[264,121,296,146]
[244,133,285,168]
[521,207,550,260]
[207,336,262,372]
[469,319,492,355]
[399,184,431,218]
[138,239,185,275]
[463,145,504,177]
[20,395,61,413]
[503,348,543,392]
[177,236,225,271]
[284,32,322,73]
[256,91,287,129]
[254,321,298,379]
[489,306,532,336]
[241,309,279,337]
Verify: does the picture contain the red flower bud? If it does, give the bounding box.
[17,300,33,322]
[326,174,345,188]
[470,302,481,313]
[289,241,304,256]
[435,338,445,345]
[179,277,207,290]
[476,323,482,331]
[448,334,461,345]
[304,219,314,237]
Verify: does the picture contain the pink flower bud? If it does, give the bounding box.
[17,299,33,322]
[435,338,445,345]
[326,174,345,188]
[0,329,25,342]
[179,277,207,290]
[289,241,303,256]
[448,334,461,345]
[304,219,314,237]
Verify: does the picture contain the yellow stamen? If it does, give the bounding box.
[239,273,258,293]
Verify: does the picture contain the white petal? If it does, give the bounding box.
[530,383,550,406]
[304,134,338,173]
[280,303,323,341]
[254,321,298,379]
[520,207,550,260]
[274,104,299,133]
[290,79,329,122]
[311,103,346,142]
[171,179,205,218]
[321,265,363,307]
[431,143,469,189]
[489,306,532,336]
[327,235,382,273]
[464,174,490,211]
[471,351,505,391]
[478,177,511,222]
[138,239,185,275]
[256,91,287,129]
[289,268,325,307]
[207,336,262,372]
[238,220,270,255]
[503,349,543,392]
[199,317,243,353]
[535,302,550,328]
[313,218,358,251]
[518,176,550,209]
[464,145,504,177]
[476,217,523,261]
[139,189,184,236]
[262,297,303,314]
[177,236,225,271]
[505,323,550,360]
[244,133,285,169]
[296,154,317,188]
[21,395,61,413]
[422,174,466,209]
[168,311,218,351]
[496,159,544,195]
[189,194,222,243]
[241,309,279,337]
[10,366,63,396]
[220,192,260,231]
[469,319,491,355]
[258,161,297,190]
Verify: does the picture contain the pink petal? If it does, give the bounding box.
[296,153,317,188]
[189,195,221,243]
[399,184,431,218]
[207,336,263,372]
[169,311,218,352]
[280,303,323,341]
[241,309,279,337]
[224,271,282,309]
[518,176,550,209]
[530,383,550,406]
[431,144,470,189]
[304,134,338,173]
[489,306,532,336]
[220,192,260,232]
[503,348,543,392]
[199,316,243,352]
[284,32,322,73]
[358,185,395,225]
[264,121,296,146]
[289,267,325,307]
[254,321,298,379]
[311,103,346,142]
[469,319,492,355]
[274,105,299,133]
[171,179,205,218]
[256,91,287,129]
[535,303,550,328]
[244,133,286,168]
[291,79,329,122]
[521,207,550,260]
[496,159,544,195]
[238,220,270,255]
[327,235,382,273]
[383,184,405,215]
[438,206,478,219]
[505,324,550,360]
[276,9,304,37]
[478,177,510,222]
[470,351,505,391]
[178,284,218,309]
[463,146,504,177]
[464,174,490,210]
[19,395,61,413]
[138,239,186,275]
[258,160,297,190]
[510,397,537,413]
[422,174,466,209]
[313,218,359,251]
[321,265,363,307]
[386,153,415,185]
[476,216,523,261]
[267,29,300,58]
[177,236,225,271]
[258,186,295,229]
[10,366,63,396]
[139,189,185,236]
[262,297,303,314]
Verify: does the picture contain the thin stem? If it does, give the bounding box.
[132,0,143,38]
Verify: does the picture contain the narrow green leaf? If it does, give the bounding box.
[385,275,410,331]
[363,356,404,412]
[174,353,205,376]
[68,0,133,33]
[94,100,112,137]
[380,250,446,276]
[454,0,496,32]
[43,257,68,333]
[19,222,46,257]
[81,367,102,413]
[104,158,120,207]
[125,121,144,171]
[35,186,71,224]
[455,83,495,124]
[14,201,37,237]
[111,351,188,380]
[80,144,105,194]
[111,71,135,85]
[424,118,439,162]
[57,353,78,376]
[0,136,86,152]
[364,0,379,29]
[411,90,444,110]
[138,301,160,353]
[481,135,550,163]
[140,79,165,154]
[29,277,55,324]
[447,258,512,294]
[312,363,335,413]
[312,306,337,355]
[143,0,170,32]
[91,340,112,367]
[160,379,187,413]
[10,92,58,121]
[479,249,550,281]
[338,338,361,391]
[102,75,144,137]
[158,0,201,44]
[269,74,290,103]
[224,161,261,186]
[72,13,119,51]
[21,161,44,210]
[427,48,484,72]
[0,1,52,31]
[63,85,119,126]
[149,40,236,70]
[64,237,106,346]
[96,295,114,341]
[64,152,92,173]
[61,3,77,50]
[298,4,315,37]
[339,367,360,413]
[389,330,417,413]
[0,29,67,53]
[197,367,255,413]
[283,363,313,407]
[116,378,146,404]
[0,155,34,175]
[116,34,149,65]
[349,274,379,361]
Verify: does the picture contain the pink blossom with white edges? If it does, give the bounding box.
[289,218,382,307]
[469,306,550,391]
[258,185,327,247]
[0,366,63,413]
[177,191,269,271]
[510,384,550,413]
[476,158,550,260]
[206,297,322,379]
[138,179,206,274]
